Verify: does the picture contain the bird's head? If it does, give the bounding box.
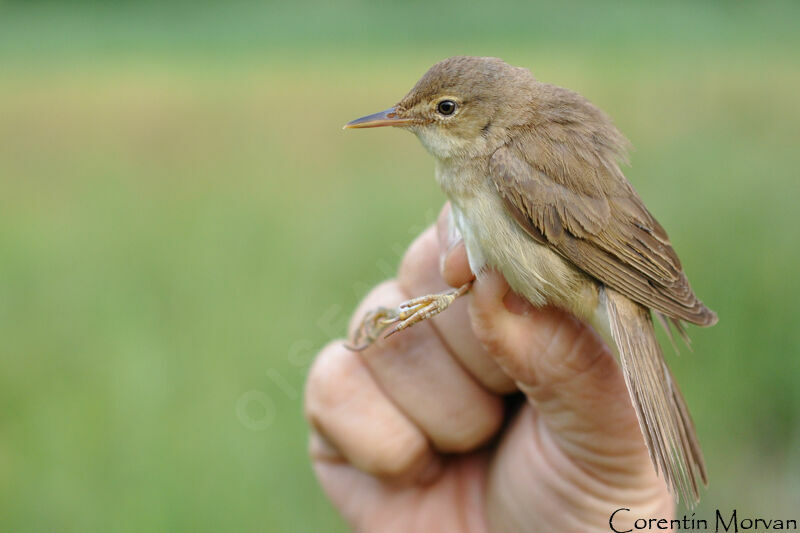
[344,56,536,160]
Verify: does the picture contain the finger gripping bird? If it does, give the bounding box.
[344,56,717,506]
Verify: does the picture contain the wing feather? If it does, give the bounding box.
[490,142,717,326]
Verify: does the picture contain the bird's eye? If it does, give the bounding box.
[436,100,457,116]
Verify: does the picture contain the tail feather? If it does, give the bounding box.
[655,311,693,354]
[605,287,707,507]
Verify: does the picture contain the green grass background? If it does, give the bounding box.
[0,0,798,530]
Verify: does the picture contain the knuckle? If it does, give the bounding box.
[536,319,612,385]
[434,407,503,454]
[366,432,429,478]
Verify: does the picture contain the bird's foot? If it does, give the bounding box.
[346,282,472,351]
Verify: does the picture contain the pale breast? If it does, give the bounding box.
[446,176,598,320]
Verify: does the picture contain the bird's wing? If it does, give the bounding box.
[489,143,716,326]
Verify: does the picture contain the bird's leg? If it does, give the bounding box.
[346,282,473,351]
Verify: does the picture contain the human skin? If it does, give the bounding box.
[304,203,674,533]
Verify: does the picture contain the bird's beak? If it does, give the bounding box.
[343,107,413,129]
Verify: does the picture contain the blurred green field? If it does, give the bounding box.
[0,1,799,531]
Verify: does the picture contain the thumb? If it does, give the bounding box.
[469,270,673,531]
[468,270,653,466]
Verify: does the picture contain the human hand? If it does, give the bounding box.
[304,203,673,532]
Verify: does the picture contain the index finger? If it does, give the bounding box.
[428,204,516,393]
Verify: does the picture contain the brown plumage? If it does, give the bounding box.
[345,55,717,506]
[490,141,717,327]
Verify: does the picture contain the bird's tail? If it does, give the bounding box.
[604,287,707,507]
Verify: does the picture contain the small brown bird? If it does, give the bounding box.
[344,56,717,506]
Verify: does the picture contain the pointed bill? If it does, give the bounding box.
[343,107,414,129]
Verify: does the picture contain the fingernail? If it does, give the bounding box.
[503,291,534,316]
[440,239,464,275]
[439,244,451,275]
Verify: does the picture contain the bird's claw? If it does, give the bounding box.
[345,283,472,352]
[384,292,458,337]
